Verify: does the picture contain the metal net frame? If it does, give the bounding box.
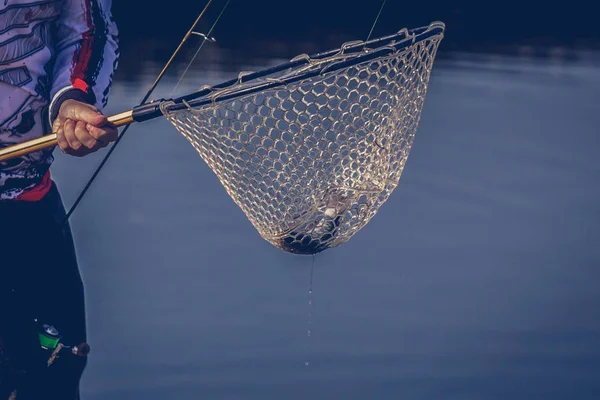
[160,22,445,254]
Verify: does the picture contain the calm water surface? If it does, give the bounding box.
[50,52,600,399]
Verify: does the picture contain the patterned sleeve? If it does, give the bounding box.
[48,0,119,124]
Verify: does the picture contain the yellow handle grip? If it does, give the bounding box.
[0,110,134,162]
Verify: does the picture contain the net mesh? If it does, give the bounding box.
[161,24,444,254]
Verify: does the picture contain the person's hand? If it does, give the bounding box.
[53,99,118,157]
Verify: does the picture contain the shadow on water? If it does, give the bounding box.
[48,48,600,399]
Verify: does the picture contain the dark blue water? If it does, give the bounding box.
[50,51,600,399]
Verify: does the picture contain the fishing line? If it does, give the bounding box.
[305,254,315,367]
[170,0,232,97]
[365,0,388,44]
[62,0,225,224]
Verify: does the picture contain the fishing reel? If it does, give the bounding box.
[36,323,90,367]
[0,323,91,399]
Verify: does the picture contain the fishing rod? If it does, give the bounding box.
[0,4,228,392]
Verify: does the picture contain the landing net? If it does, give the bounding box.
[160,22,445,254]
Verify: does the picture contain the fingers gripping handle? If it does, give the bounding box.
[0,110,135,162]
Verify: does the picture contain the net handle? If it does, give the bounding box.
[0,98,168,162]
[0,110,135,162]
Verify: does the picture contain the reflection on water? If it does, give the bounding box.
[49,51,600,399]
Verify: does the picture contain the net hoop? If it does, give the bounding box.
[165,22,445,112]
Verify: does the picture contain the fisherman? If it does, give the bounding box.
[0,1,119,398]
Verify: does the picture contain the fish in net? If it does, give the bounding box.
[159,23,445,254]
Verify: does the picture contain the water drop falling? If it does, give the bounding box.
[305,255,315,367]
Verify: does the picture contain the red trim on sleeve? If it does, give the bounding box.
[14,171,52,202]
[73,78,89,93]
[70,0,94,87]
